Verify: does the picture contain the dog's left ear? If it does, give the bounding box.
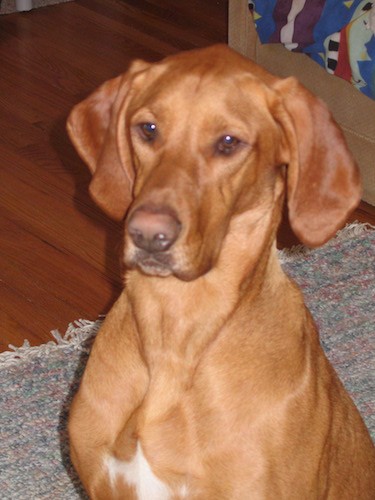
[272,77,361,247]
[67,60,150,220]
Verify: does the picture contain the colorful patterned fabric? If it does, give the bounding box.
[251,1,375,99]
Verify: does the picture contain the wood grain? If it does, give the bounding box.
[0,0,373,351]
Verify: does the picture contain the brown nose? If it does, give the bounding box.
[127,207,181,253]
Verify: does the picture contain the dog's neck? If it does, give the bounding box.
[122,206,290,424]
[125,207,284,365]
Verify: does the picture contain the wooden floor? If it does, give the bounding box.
[0,0,374,352]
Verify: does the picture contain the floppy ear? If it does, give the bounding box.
[67,61,149,220]
[272,77,361,247]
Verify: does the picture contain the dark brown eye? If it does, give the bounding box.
[216,135,240,155]
[139,122,157,141]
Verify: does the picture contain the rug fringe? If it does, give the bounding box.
[278,221,374,262]
[0,318,103,369]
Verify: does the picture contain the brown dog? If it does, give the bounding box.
[67,45,375,499]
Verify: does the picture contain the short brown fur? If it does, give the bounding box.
[67,45,374,499]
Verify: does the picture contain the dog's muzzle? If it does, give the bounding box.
[126,206,181,277]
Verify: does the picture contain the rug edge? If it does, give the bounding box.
[278,221,374,262]
[0,319,102,369]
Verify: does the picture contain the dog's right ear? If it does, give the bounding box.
[272,77,361,247]
[67,61,149,220]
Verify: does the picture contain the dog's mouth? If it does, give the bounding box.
[126,250,174,278]
[125,248,206,281]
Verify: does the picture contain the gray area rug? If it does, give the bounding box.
[0,0,73,15]
[0,224,374,499]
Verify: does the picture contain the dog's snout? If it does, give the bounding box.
[128,208,181,253]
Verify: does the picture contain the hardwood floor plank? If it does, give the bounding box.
[0,157,122,284]
[1,216,120,311]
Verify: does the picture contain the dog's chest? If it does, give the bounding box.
[103,368,199,498]
[105,442,189,499]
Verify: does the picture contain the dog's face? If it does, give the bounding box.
[67,45,361,281]
[122,57,286,280]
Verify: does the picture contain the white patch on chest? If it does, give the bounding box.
[105,442,172,500]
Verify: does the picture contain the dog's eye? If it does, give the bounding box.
[216,135,240,155]
[139,122,157,141]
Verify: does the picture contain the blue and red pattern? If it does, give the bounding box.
[251,0,375,99]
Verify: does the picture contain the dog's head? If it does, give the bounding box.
[67,45,360,281]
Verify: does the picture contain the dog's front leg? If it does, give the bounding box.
[68,292,149,498]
